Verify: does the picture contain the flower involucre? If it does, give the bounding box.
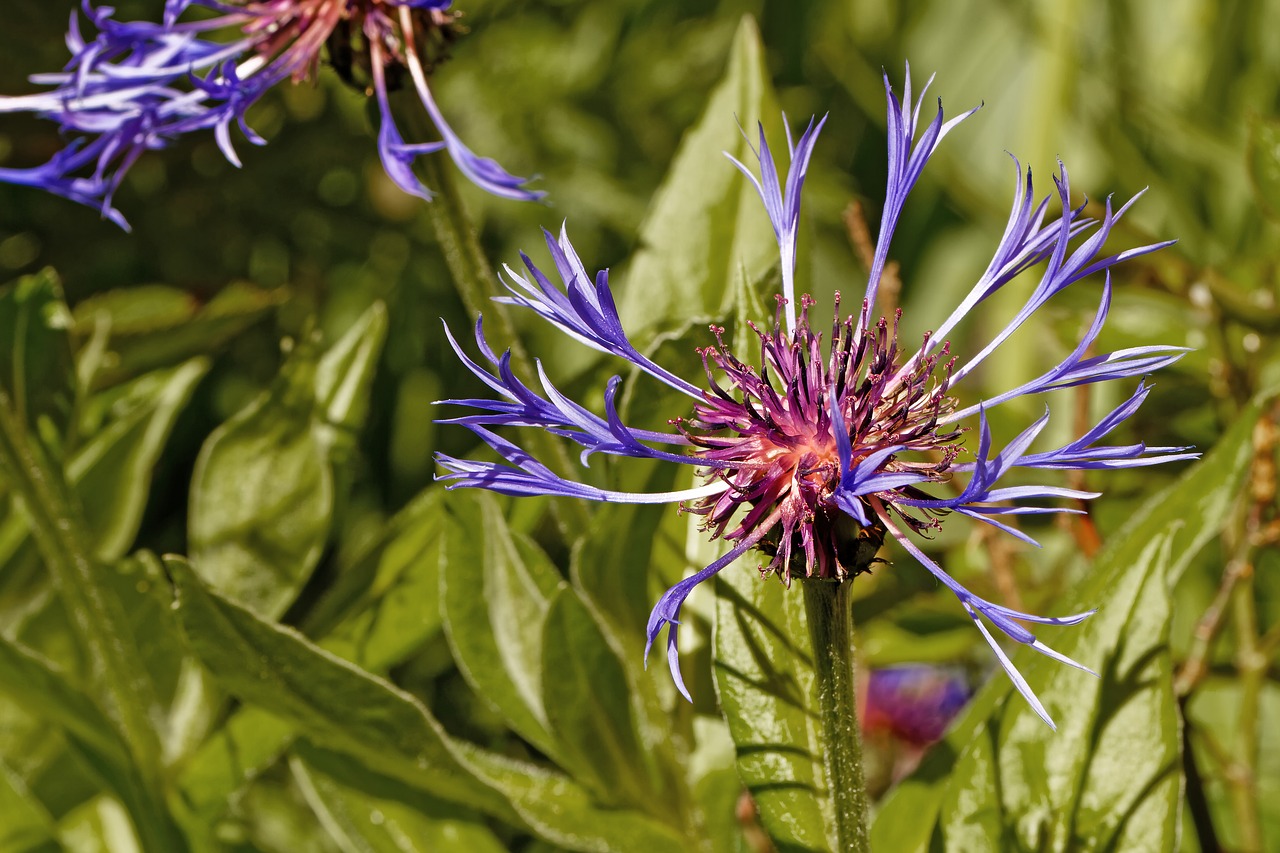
[436,68,1195,728]
[0,0,541,228]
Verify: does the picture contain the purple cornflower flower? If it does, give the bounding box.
[435,67,1195,729]
[0,0,541,229]
[861,665,970,746]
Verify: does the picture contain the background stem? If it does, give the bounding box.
[802,578,870,853]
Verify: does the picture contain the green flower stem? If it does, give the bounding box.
[0,391,184,851]
[1231,568,1265,853]
[418,154,534,378]
[802,578,871,853]
[413,146,590,530]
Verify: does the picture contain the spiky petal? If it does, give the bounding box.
[436,68,1193,728]
[0,0,541,226]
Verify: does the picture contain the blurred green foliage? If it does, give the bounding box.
[1,0,1279,850]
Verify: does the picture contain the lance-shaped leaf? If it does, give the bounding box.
[541,586,678,815]
[70,359,209,560]
[713,566,833,852]
[188,302,387,617]
[168,556,683,852]
[166,555,512,819]
[72,281,283,390]
[1248,115,1280,220]
[0,269,75,441]
[179,491,448,823]
[619,16,782,337]
[871,393,1266,852]
[0,756,58,853]
[440,491,563,759]
[289,745,507,853]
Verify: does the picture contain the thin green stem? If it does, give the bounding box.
[418,154,535,378]
[802,579,870,853]
[1231,566,1265,853]
[0,391,184,850]
[411,142,591,530]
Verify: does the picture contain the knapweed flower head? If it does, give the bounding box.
[0,0,541,229]
[861,665,971,746]
[436,67,1196,728]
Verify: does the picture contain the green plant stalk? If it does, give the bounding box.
[0,391,184,851]
[417,155,534,377]
[406,130,590,530]
[802,578,870,853]
[1231,570,1265,853]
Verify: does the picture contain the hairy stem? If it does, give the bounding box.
[802,579,870,853]
[418,154,535,379]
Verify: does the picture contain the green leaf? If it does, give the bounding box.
[0,360,206,589]
[732,258,779,355]
[176,706,296,820]
[871,395,1266,853]
[290,748,507,853]
[1248,115,1280,220]
[0,634,129,774]
[188,335,333,618]
[177,491,447,821]
[0,633,176,853]
[67,359,209,559]
[55,796,140,853]
[319,491,448,673]
[0,269,75,442]
[712,570,833,852]
[540,586,660,809]
[165,555,511,820]
[570,500,673,656]
[72,282,282,390]
[440,491,563,758]
[0,384,182,851]
[618,16,781,337]
[462,750,687,853]
[314,301,388,439]
[0,758,59,853]
[188,304,388,618]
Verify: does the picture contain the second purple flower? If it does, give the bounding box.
[0,0,542,228]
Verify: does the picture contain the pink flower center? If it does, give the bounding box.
[681,295,961,581]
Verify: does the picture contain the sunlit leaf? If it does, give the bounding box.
[182,705,292,817]
[55,796,138,853]
[0,634,129,772]
[165,555,511,820]
[320,494,447,673]
[871,393,1267,852]
[188,303,387,618]
[188,335,332,617]
[178,491,447,822]
[290,748,507,853]
[618,16,781,338]
[68,360,208,560]
[712,569,833,852]
[462,750,687,853]
[541,586,663,809]
[314,301,387,440]
[440,491,563,758]
[0,757,58,853]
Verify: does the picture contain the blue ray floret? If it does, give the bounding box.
[0,0,542,228]
[435,66,1194,729]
